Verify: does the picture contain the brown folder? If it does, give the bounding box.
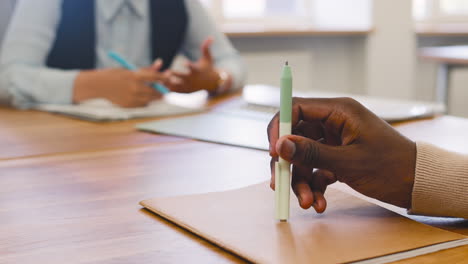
[140,182,467,264]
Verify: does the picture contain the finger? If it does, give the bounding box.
[187,62,200,73]
[291,97,345,125]
[274,97,366,136]
[149,93,163,101]
[309,169,337,213]
[135,83,155,93]
[123,96,152,108]
[200,36,214,64]
[170,71,191,80]
[293,120,324,140]
[135,85,160,98]
[135,71,164,83]
[120,102,144,108]
[166,78,192,93]
[293,97,378,144]
[276,135,348,172]
[267,112,280,157]
[267,99,313,158]
[135,89,162,104]
[269,157,278,190]
[144,88,163,98]
[162,69,173,77]
[312,191,327,214]
[291,165,314,209]
[151,58,164,71]
[311,169,337,192]
[135,98,154,107]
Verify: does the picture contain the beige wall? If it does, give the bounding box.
[231,0,468,118]
[230,0,418,101]
[365,0,415,99]
[230,36,365,94]
[450,68,468,117]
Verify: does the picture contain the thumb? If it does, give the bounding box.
[200,37,214,63]
[276,135,345,171]
[151,58,163,71]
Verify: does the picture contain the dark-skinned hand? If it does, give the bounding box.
[267,97,416,214]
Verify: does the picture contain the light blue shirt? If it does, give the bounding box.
[0,0,245,108]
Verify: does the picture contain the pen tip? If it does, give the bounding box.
[285,61,288,66]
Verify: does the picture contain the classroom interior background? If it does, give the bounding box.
[1,0,468,117]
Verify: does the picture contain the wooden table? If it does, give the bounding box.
[0,94,235,160]
[0,107,184,160]
[0,106,466,263]
[419,45,468,109]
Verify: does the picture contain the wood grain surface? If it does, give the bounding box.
[0,107,186,160]
[0,142,269,263]
[0,105,466,263]
[0,93,237,160]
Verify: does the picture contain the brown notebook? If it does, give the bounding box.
[140,183,467,264]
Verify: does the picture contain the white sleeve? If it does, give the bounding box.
[0,0,79,108]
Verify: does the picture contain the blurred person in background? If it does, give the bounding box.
[0,0,245,108]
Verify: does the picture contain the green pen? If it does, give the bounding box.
[275,61,292,221]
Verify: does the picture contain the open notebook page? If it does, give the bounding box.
[36,91,208,121]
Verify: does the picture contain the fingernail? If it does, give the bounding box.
[279,139,296,160]
[314,199,325,214]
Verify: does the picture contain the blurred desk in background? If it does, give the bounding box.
[416,23,468,37]
[223,24,372,38]
[419,45,468,111]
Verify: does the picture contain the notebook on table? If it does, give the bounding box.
[140,182,468,264]
[137,85,445,151]
[137,111,270,150]
[242,84,446,123]
[36,91,208,122]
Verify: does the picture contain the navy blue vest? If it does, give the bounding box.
[46,0,187,71]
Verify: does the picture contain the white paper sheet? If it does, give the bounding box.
[36,91,208,121]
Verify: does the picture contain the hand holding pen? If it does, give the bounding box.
[73,58,167,108]
[108,52,170,95]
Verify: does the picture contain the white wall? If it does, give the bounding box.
[450,68,468,117]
